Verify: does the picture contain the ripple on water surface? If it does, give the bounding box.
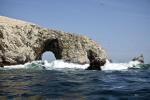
[0,69,150,99]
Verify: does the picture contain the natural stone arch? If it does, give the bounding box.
[0,16,107,69]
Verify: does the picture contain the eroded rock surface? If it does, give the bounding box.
[0,16,107,67]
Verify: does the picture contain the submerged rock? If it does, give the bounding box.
[0,16,107,68]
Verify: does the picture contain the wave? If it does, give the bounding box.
[3,60,89,70]
[1,59,149,71]
[101,60,142,70]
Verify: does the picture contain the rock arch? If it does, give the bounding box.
[0,16,107,68]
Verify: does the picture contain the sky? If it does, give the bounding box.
[0,0,150,63]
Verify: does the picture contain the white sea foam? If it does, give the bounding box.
[43,60,89,70]
[3,60,89,70]
[101,59,141,70]
[2,59,142,71]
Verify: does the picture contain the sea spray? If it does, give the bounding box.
[101,59,142,70]
[3,60,89,70]
[2,59,148,71]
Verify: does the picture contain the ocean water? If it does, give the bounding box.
[0,60,150,100]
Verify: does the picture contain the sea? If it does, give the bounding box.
[0,60,150,100]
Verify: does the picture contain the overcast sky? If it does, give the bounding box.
[0,0,150,63]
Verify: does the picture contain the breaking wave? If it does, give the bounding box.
[2,60,89,70]
[1,59,150,71]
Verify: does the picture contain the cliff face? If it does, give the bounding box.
[0,16,107,67]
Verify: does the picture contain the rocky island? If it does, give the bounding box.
[0,16,107,69]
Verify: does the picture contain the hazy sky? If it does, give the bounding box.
[0,0,150,63]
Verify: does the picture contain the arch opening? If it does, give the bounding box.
[41,51,56,62]
[43,39,63,59]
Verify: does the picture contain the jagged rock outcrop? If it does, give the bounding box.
[132,54,144,63]
[0,16,107,67]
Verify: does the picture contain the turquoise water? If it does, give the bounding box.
[0,65,150,100]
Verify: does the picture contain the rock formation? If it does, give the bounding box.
[0,16,107,68]
[132,54,144,63]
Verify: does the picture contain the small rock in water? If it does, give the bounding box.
[132,54,144,63]
[86,58,106,70]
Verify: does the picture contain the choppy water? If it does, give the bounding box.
[0,61,150,100]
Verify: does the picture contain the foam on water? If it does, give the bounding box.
[101,59,142,70]
[2,59,144,71]
[3,60,89,70]
[43,60,89,70]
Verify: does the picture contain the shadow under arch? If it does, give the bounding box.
[39,39,63,61]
